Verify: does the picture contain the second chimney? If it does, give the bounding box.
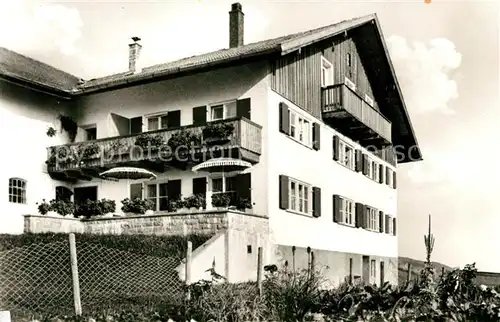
[229,3,244,48]
[128,37,142,73]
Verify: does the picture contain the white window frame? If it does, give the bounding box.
[211,175,237,195]
[345,77,356,91]
[364,94,374,107]
[146,112,169,131]
[9,177,27,204]
[371,160,379,181]
[321,56,334,87]
[288,109,312,147]
[288,178,312,216]
[146,180,169,211]
[208,100,237,121]
[366,207,379,232]
[338,139,355,170]
[340,197,355,226]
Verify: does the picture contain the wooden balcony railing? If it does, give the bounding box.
[322,84,392,144]
[47,117,262,173]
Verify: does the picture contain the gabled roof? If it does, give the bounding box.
[0,47,80,95]
[0,13,421,162]
[76,14,374,94]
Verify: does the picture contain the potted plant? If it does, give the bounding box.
[135,134,165,151]
[121,198,155,215]
[232,197,253,212]
[167,129,202,158]
[184,193,206,211]
[36,199,52,215]
[49,199,75,217]
[78,143,101,160]
[100,198,116,217]
[211,192,231,209]
[202,122,235,145]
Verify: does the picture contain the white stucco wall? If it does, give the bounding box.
[72,62,270,217]
[266,90,398,258]
[0,80,72,234]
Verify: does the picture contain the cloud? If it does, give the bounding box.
[387,35,462,115]
[0,0,83,56]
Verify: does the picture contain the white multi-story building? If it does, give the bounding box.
[0,3,421,285]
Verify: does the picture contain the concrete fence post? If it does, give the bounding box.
[68,233,82,316]
[257,247,263,296]
[185,241,192,301]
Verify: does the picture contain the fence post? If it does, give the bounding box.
[257,247,263,296]
[68,233,82,316]
[185,241,192,301]
[310,251,315,278]
[407,263,412,283]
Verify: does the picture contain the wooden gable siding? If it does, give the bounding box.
[271,46,323,118]
[271,35,379,117]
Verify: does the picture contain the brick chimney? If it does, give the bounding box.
[128,37,142,73]
[229,3,244,48]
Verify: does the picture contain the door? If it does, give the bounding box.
[362,255,370,285]
[73,186,98,205]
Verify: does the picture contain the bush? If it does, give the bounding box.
[121,198,155,214]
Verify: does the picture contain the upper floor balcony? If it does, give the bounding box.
[322,84,392,149]
[46,117,262,181]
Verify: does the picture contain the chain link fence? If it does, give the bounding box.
[0,235,186,318]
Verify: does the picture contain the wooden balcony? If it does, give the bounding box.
[322,84,392,148]
[46,117,262,181]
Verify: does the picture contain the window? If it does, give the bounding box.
[288,178,312,216]
[386,168,393,186]
[339,140,355,170]
[366,207,379,231]
[345,77,356,91]
[210,101,237,121]
[146,182,169,211]
[147,114,169,131]
[371,160,378,181]
[212,175,237,203]
[347,53,352,67]
[387,216,394,235]
[364,94,374,106]
[85,127,97,141]
[9,178,26,204]
[55,186,73,202]
[370,260,376,278]
[321,56,334,87]
[340,198,355,226]
[365,159,372,178]
[288,110,312,147]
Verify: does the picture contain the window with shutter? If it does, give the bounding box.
[279,103,290,135]
[236,98,251,119]
[279,175,289,210]
[379,211,384,233]
[338,139,355,170]
[312,187,321,217]
[312,123,320,150]
[192,106,207,125]
[286,108,313,148]
[365,206,379,232]
[355,150,363,172]
[339,196,355,226]
[281,176,313,216]
[208,100,237,121]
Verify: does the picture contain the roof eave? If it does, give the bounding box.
[74,47,281,96]
[0,73,74,100]
[371,16,422,162]
[280,14,376,56]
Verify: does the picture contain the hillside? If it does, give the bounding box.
[398,256,454,284]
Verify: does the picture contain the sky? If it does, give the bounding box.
[0,0,499,271]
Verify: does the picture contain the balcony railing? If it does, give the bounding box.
[322,84,392,144]
[47,117,262,173]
